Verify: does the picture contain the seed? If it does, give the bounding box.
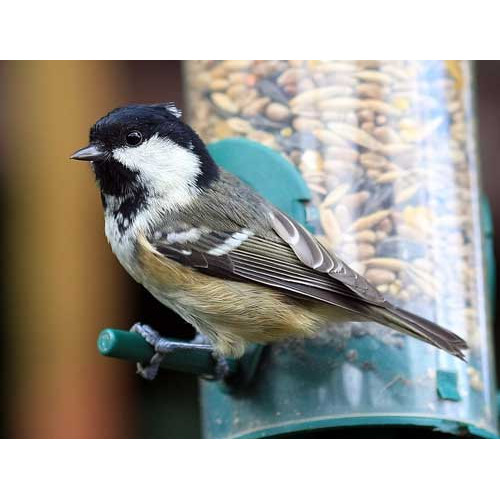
[290,85,353,107]
[320,209,342,247]
[242,97,270,116]
[209,79,229,91]
[354,230,377,243]
[395,184,421,204]
[327,123,382,150]
[321,183,351,208]
[226,117,253,134]
[379,143,414,156]
[355,70,392,84]
[360,99,402,116]
[365,269,396,286]
[357,243,376,260]
[222,60,252,70]
[356,83,386,99]
[211,92,239,114]
[351,210,391,231]
[342,191,370,210]
[266,102,291,122]
[314,129,350,147]
[376,171,400,183]
[293,117,323,131]
[318,97,364,111]
[359,152,387,169]
[373,126,402,144]
[324,146,359,162]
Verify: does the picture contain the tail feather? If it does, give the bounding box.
[375,305,468,361]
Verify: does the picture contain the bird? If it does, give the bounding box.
[71,102,467,379]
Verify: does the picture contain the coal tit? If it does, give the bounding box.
[71,103,467,379]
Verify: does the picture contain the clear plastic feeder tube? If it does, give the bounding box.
[184,60,497,438]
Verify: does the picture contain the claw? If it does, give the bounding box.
[136,352,165,380]
[131,323,171,381]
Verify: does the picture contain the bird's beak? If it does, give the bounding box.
[70,144,108,162]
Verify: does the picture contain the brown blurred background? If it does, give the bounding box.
[0,61,498,438]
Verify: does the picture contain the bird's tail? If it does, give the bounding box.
[373,305,468,361]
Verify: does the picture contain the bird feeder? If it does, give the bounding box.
[182,60,498,438]
[99,60,498,438]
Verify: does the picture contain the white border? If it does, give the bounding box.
[0,439,497,499]
[1,1,499,59]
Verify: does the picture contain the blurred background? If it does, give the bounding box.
[0,61,499,438]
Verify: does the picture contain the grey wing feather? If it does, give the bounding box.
[268,209,385,304]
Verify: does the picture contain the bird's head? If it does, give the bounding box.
[71,103,218,208]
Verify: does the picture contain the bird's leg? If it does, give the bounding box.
[212,351,231,380]
[191,331,230,380]
[189,331,230,380]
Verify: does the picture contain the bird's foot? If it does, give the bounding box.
[136,352,164,380]
[131,322,174,380]
[131,323,230,381]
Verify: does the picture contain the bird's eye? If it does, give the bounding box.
[125,131,143,147]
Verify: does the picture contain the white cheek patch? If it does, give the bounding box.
[112,134,201,211]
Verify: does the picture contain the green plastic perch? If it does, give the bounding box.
[97,329,237,377]
[97,328,263,388]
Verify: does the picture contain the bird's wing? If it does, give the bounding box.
[268,210,384,303]
[146,207,468,361]
[148,207,386,314]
